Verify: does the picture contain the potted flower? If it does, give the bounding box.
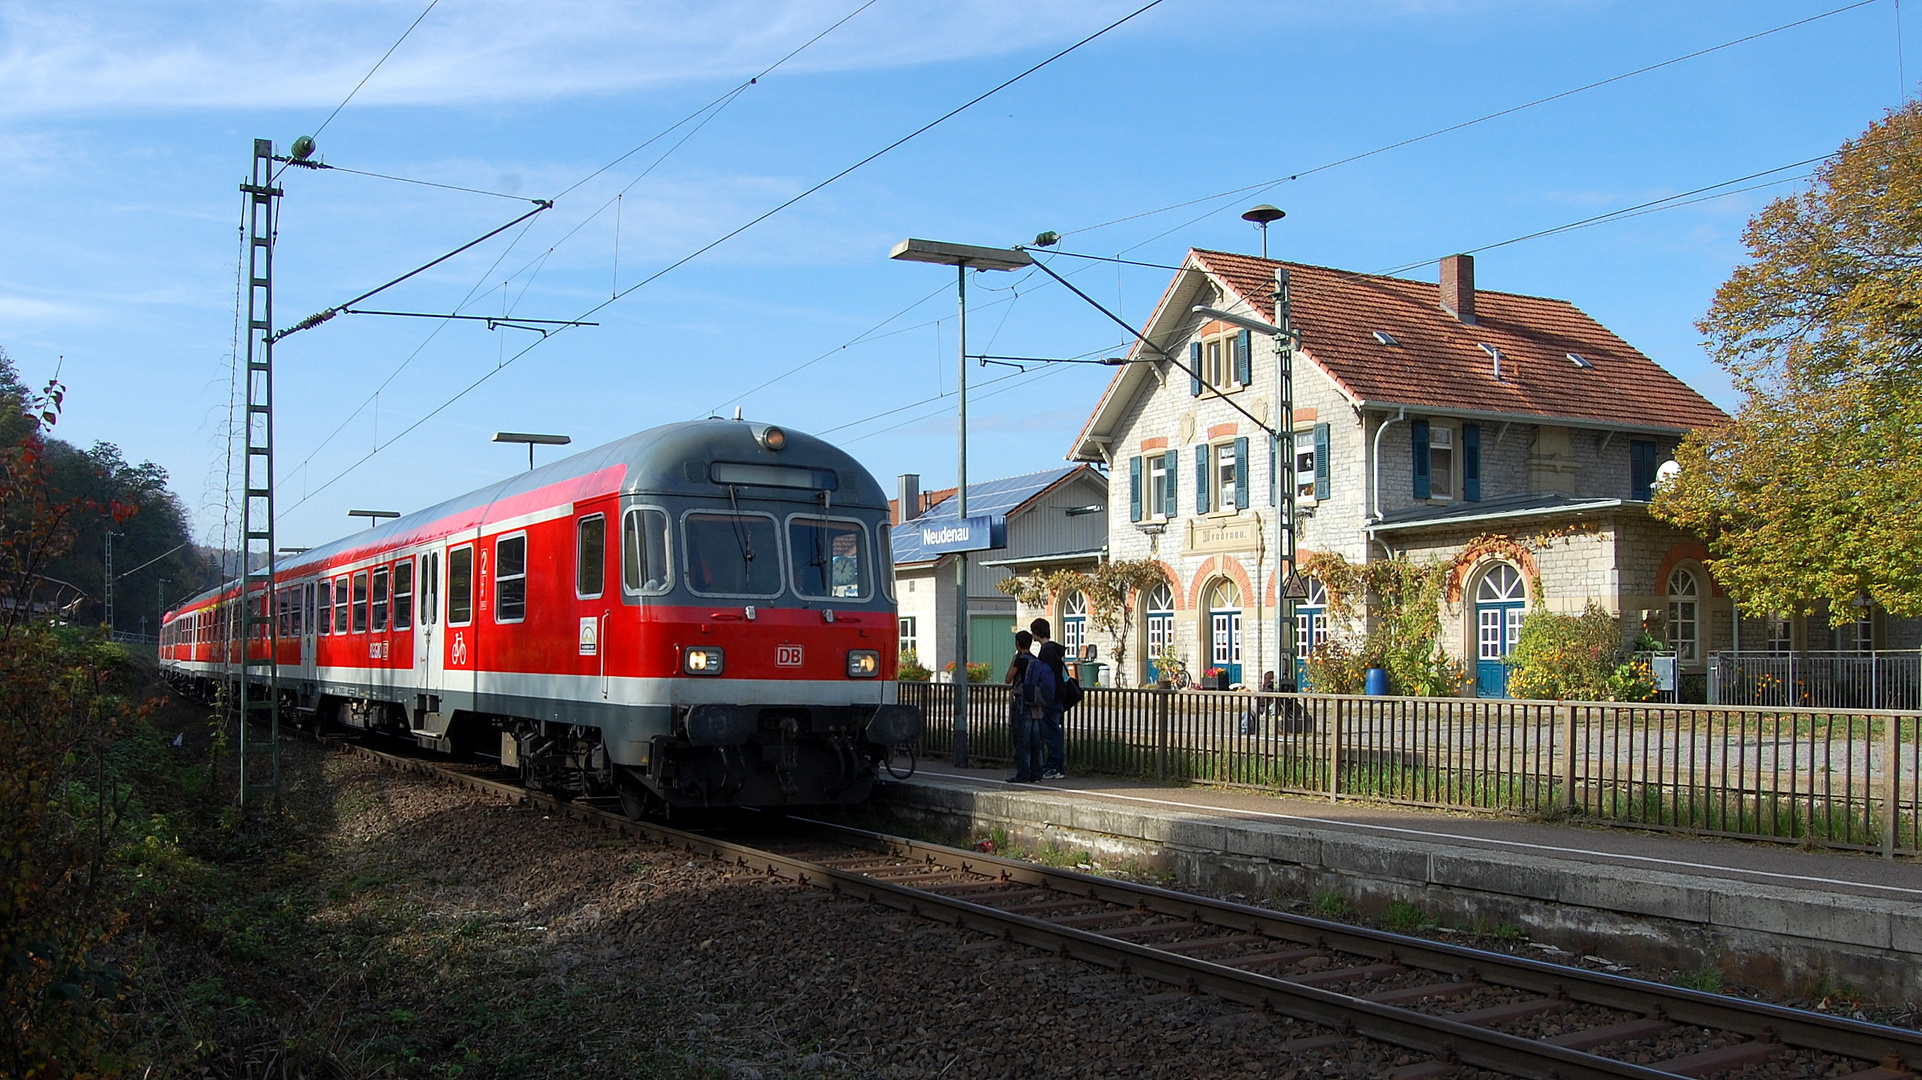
[1151,645,1181,688]
[1203,666,1229,691]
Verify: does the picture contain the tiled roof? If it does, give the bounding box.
[890,466,1084,566]
[1192,249,1728,431]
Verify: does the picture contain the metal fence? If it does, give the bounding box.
[896,681,1921,856]
[1710,650,1922,711]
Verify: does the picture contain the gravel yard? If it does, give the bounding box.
[169,734,1523,1079]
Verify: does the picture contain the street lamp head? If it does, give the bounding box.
[1241,204,1286,225]
[493,432,571,446]
[1192,304,1281,336]
[889,238,1033,272]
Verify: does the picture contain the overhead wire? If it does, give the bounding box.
[310,0,440,143]
[1058,0,1882,243]
[283,0,1168,513]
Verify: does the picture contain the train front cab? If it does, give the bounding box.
[589,482,921,815]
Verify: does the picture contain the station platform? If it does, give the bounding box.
[872,762,1922,1004]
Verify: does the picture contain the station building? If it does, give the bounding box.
[1062,249,1733,695]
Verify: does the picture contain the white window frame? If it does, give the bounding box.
[1428,425,1455,501]
[494,532,529,625]
[898,616,917,657]
[1666,567,1699,663]
[784,513,873,601]
[1294,429,1317,504]
[1148,455,1169,521]
[576,514,607,600]
[622,506,673,597]
[1211,440,1237,513]
[681,509,785,600]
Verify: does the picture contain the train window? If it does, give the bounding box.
[683,512,782,598]
[495,535,527,623]
[576,515,605,599]
[424,551,439,625]
[788,517,871,601]
[448,547,473,625]
[393,559,413,631]
[304,583,315,636]
[352,571,369,633]
[371,567,389,632]
[622,508,670,596]
[334,577,349,634]
[277,590,292,637]
[318,579,331,635]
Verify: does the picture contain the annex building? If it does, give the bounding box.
[1066,249,1731,695]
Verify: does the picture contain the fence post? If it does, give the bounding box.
[1886,712,1901,859]
[1561,703,1578,813]
[1328,698,1342,802]
[1155,688,1170,782]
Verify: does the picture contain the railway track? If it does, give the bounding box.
[335,737,1922,1080]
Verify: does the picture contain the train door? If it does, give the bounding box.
[300,580,318,682]
[442,538,478,714]
[416,548,441,707]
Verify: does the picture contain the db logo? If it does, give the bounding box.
[776,645,804,667]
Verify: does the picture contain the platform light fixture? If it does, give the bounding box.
[348,509,400,529]
[494,431,572,471]
[889,237,1034,768]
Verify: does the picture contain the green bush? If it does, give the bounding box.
[1505,602,1650,701]
[1303,636,1367,694]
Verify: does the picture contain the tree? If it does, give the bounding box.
[1655,102,1922,622]
[996,559,1171,675]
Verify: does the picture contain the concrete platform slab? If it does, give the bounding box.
[872,765,1922,1004]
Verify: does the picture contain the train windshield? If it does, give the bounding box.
[684,512,783,597]
[789,518,870,600]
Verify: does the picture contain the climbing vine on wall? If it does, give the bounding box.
[996,559,1170,674]
[1298,551,1463,696]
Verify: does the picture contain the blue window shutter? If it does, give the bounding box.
[1631,439,1656,500]
[1462,424,1481,502]
[1269,434,1278,507]
[1194,443,1211,514]
[1413,418,1431,500]
[1129,456,1143,522]
[1189,341,1203,397]
[1234,329,1252,385]
[1163,449,1178,518]
[1234,436,1250,509]
[1314,423,1331,501]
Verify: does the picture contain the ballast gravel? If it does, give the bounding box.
[309,745,1521,1079]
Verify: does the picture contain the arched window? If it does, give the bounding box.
[1667,567,1699,662]
[1207,579,1244,684]
[1294,577,1328,659]
[1060,591,1088,655]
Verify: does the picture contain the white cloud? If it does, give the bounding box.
[0,294,92,323]
[0,1,1153,117]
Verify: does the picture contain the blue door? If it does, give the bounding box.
[1207,579,1243,687]
[1294,577,1327,689]
[1475,564,1527,697]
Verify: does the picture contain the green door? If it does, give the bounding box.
[971,615,1016,682]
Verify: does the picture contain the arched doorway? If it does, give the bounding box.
[1294,577,1328,688]
[1475,564,1527,697]
[1142,582,1174,685]
[1206,579,1244,687]
[1060,591,1088,657]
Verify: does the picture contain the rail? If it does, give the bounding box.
[896,682,1922,857]
[334,735,1922,1080]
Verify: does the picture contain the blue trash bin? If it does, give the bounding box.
[1364,667,1391,696]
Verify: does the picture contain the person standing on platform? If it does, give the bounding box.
[1030,617,1068,779]
[1004,630,1043,783]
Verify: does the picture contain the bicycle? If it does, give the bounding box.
[1154,657,1194,689]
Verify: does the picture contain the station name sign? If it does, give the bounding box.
[919,514,1006,554]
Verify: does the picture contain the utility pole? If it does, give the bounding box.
[1274,267,1301,690]
[157,578,170,631]
[238,138,282,813]
[103,530,117,633]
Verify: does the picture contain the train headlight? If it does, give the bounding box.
[847,649,880,678]
[758,425,787,451]
[683,646,724,675]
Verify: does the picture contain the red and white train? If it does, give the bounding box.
[159,419,921,814]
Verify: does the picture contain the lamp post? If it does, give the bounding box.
[889,238,1033,768]
[494,431,572,471]
[348,510,400,529]
[157,578,170,631]
[1194,275,1306,692]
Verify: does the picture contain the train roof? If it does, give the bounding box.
[172,420,888,614]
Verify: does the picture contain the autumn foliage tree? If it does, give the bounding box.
[1656,102,1922,621]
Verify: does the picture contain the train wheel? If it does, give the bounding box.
[615,769,660,820]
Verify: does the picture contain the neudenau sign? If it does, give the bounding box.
[919,514,1006,554]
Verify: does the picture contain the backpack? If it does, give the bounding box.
[1022,654,1057,708]
[1059,675,1084,712]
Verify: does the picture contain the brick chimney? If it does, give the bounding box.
[897,474,922,524]
[1440,253,1475,325]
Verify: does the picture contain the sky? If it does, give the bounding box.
[0,0,1909,553]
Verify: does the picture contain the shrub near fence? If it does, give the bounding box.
[895,682,1920,856]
